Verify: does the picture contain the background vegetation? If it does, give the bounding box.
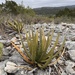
[0,0,75,25]
[0,0,51,25]
[34,5,75,23]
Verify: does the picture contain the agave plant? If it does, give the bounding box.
[11,29,65,69]
[19,29,65,69]
[0,42,3,58]
[7,20,24,33]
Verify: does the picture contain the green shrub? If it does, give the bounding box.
[20,29,65,69]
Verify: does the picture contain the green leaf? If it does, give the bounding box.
[42,29,46,51]
[39,30,54,61]
[33,31,38,62]
[36,29,43,62]
[42,33,60,60]
[45,29,54,51]
[41,47,54,68]
[0,43,3,58]
[20,33,31,59]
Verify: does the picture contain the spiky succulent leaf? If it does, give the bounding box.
[35,29,43,62]
[20,33,31,59]
[39,29,54,61]
[45,29,54,51]
[42,33,60,60]
[0,43,3,58]
[33,31,38,62]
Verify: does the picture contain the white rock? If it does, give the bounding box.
[0,36,2,39]
[49,25,55,29]
[61,71,67,75]
[11,37,17,42]
[42,23,47,27]
[68,50,75,61]
[4,61,18,73]
[16,34,20,38]
[9,54,25,64]
[61,22,67,26]
[55,25,62,33]
[6,46,11,50]
[36,70,49,75]
[65,41,75,50]
[65,60,75,75]
[0,61,7,75]
[0,69,7,75]
[65,60,75,66]
[66,65,75,75]
[0,40,10,45]
[14,42,20,45]
[71,24,75,29]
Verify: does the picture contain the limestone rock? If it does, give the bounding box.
[0,69,7,75]
[68,50,75,61]
[4,61,18,73]
[65,60,75,75]
[65,41,75,50]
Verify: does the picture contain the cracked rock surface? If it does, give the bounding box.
[0,22,75,75]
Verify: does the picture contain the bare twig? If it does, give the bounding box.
[17,65,33,71]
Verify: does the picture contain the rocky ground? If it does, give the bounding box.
[0,22,75,75]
